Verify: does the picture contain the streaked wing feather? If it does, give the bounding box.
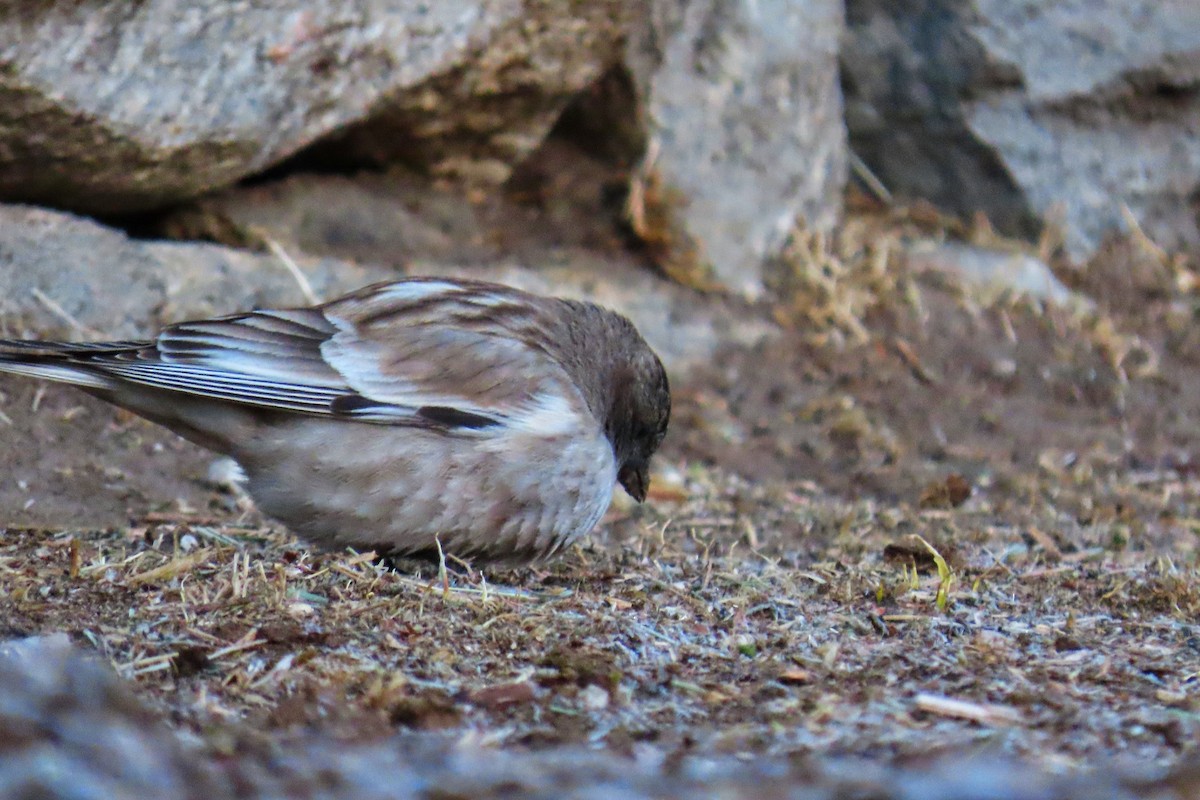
[1,280,580,433]
[321,279,576,426]
[95,360,344,414]
[157,308,345,388]
[0,339,150,355]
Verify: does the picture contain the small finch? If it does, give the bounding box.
[0,278,671,564]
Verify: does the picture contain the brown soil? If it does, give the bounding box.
[1,174,1199,794]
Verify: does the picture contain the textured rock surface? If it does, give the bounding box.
[319,0,635,184]
[903,241,1077,304]
[0,635,220,800]
[0,2,849,297]
[843,0,1200,260]
[0,635,1188,800]
[0,1,629,213]
[0,203,770,372]
[625,0,847,298]
[0,206,391,339]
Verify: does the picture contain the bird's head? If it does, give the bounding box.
[610,344,670,503]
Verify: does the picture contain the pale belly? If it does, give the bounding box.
[235,417,618,563]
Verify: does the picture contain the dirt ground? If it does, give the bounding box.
[1,163,1199,794]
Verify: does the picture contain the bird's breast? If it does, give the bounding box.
[238,415,617,563]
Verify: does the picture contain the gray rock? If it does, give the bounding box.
[158,175,779,372]
[0,203,772,373]
[0,205,391,339]
[160,171,497,269]
[843,0,1200,261]
[625,0,847,298]
[0,636,1185,800]
[414,255,776,373]
[0,635,220,800]
[903,241,1079,305]
[0,1,629,213]
[0,1,849,298]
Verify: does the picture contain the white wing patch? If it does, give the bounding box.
[507,392,584,436]
[375,280,466,303]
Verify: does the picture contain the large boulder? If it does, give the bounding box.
[0,203,769,371]
[0,2,848,298]
[0,1,631,213]
[0,206,390,338]
[625,0,847,297]
[843,0,1200,260]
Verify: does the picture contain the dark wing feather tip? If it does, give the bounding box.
[329,394,380,415]
[416,405,502,430]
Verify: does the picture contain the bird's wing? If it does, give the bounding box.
[6,279,582,433]
[100,307,351,416]
[319,279,581,432]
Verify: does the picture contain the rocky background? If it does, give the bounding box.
[1,2,1199,798]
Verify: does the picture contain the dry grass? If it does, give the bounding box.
[3,448,1197,768]
[2,205,1199,794]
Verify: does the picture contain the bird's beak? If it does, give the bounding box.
[618,462,649,503]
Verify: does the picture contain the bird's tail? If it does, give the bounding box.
[0,340,145,389]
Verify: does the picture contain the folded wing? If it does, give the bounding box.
[0,279,582,435]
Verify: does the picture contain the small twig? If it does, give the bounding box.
[30,288,101,338]
[848,149,893,204]
[141,511,227,525]
[30,385,45,413]
[914,693,1022,726]
[209,636,265,661]
[435,534,450,599]
[126,549,212,586]
[117,652,177,678]
[1119,203,1168,263]
[265,237,320,304]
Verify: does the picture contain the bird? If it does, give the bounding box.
[0,278,671,564]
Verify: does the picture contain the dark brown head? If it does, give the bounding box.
[593,319,670,503]
[552,299,671,502]
[610,346,670,501]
